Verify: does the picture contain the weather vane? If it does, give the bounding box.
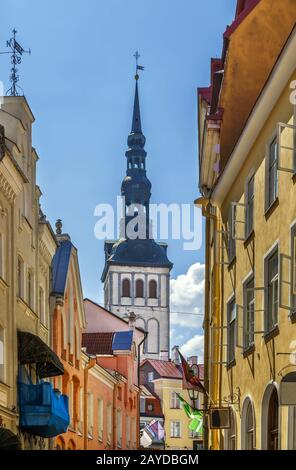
[133,50,144,80]
[0,29,31,96]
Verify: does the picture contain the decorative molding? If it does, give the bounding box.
[0,126,5,160]
[0,173,16,203]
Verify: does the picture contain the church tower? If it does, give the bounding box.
[101,71,173,361]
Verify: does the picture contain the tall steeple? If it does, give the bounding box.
[121,74,151,238]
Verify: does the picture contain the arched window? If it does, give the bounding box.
[136,279,144,298]
[242,398,255,449]
[122,278,131,297]
[147,318,159,354]
[149,280,157,299]
[268,388,279,450]
[225,408,236,450]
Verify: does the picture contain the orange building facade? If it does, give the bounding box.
[49,226,142,450]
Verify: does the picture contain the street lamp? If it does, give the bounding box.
[187,389,199,410]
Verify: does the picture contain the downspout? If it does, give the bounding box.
[137,331,148,450]
[195,198,220,450]
[83,356,96,450]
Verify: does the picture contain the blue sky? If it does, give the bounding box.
[2,0,236,356]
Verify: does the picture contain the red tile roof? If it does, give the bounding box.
[143,359,182,379]
[82,332,114,355]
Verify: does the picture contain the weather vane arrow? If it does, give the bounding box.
[0,29,31,96]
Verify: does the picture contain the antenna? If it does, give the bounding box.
[0,29,31,96]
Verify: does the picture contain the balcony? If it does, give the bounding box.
[18,381,70,438]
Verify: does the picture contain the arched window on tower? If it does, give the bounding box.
[147,318,159,354]
[135,279,144,298]
[122,278,131,298]
[149,280,157,299]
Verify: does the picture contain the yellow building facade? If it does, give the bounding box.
[0,96,58,449]
[153,377,203,450]
[198,23,296,449]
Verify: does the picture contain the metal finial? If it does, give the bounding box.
[0,29,31,96]
[133,50,144,80]
[55,219,62,235]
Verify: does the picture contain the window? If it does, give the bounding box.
[147,318,159,354]
[227,209,236,262]
[88,392,94,436]
[170,420,181,438]
[265,248,279,333]
[244,277,255,350]
[122,278,131,297]
[245,401,255,450]
[170,392,181,409]
[148,371,154,383]
[98,398,103,441]
[246,175,254,237]
[140,397,145,413]
[267,137,278,209]
[131,417,136,449]
[0,327,4,383]
[27,269,34,309]
[39,287,45,325]
[17,256,24,299]
[149,280,157,299]
[117,409,122,448]
[291,226,296,312]
[227,297,236,364]
[126,415,130,448]
[107,404,112,445]
[135,279,144,298]
[225,409,236,450]
[69,381,74,426]
[79,387,84,425]
[267,388,279,450]
[288,406,296,450]
[0,233,4,279]
[147,403,154,412]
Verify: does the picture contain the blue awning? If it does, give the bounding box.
[112,330,133,351]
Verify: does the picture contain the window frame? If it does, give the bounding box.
[122,278,131,298]
[265,134,278,212]
[227,208,236,263]
[170,392,181,409]
[264,246,279,334]
[149,279,157,299]
[245,173,255,238]
[243,276,255,351]
[170,420,181,438]
[227,296,236,365]
[135,278,144,298]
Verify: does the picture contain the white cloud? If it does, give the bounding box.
[170,262,205,329]
[180,334,204,363]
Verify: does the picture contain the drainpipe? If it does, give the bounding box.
[84,356,96,450]
[195,197,220,450]
[137,331,148,450]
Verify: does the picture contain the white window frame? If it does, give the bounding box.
[265,133,278,212]
[265,245,279,334]
[227,297,236,364]
[170,392,181,409]
[170,420,181,438]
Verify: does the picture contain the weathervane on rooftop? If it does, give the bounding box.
[0,29,31,96]
[133,50,144,81]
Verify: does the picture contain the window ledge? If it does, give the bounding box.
[264,325,279,342]
[264,197,279,220]
[243,344,255,358]
[244,230,254,247]
[226,359,236,370]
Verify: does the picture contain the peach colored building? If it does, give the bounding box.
[83,299,146,449]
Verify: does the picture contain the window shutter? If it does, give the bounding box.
[277,122,296,173]
[279,253,292,310]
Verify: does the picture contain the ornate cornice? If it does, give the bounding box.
[0,173,16,203]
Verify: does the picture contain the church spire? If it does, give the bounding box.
[131,80,142,133]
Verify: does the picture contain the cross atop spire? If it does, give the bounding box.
[133,50,144,81]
